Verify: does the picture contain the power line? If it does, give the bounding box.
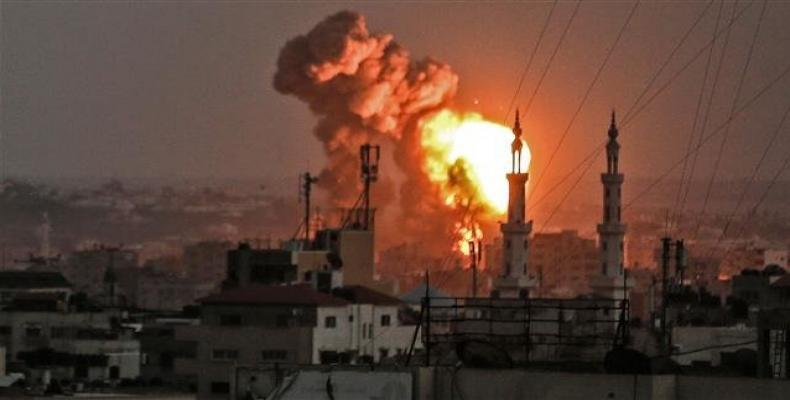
[695,0,768,239]
[622,0,755,127]
[683,0,740,241]
[530,1,640,196]
[503,0,559,124]
[529,1,722,212]
[713,150,790,274]
[704,100,790,260]
[521,0,583,119]
[669,0,727,236]
[623,60,790,210]
[621,0,716,123]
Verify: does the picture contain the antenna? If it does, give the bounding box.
[300,172,319,245]
[359,144,380,230]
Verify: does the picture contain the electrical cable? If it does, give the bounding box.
[529,1,749,213]
[622,1,755,128]
[623,60,790,210]
[695,0,769,240]
[503,0,559,124]
[669,0,726,236]
[530,1,640,196]
[621,0,716,123]
[683,0,741,241]
[707,105,790,262]
[521,0,583,119]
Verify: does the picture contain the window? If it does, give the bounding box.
[276,314,289,327]
[602,262,606,275]
[505,240,511,249]
[304,271,312,281]
[51,327,67,338]
[211,349,239,361]
[362,323,367,339]
[0,326,12,335]
[219,314,242,326]
[261,350,288,361]
[605,188,610,199]
[348,315,354,322]
[211,382,230,394]
[324,316,337,328]
[523,240,528,249]
[25,325,42,338]
[380,315,391,327]
[379,348,389,360]
[368,323,373,338]
[603,242,607,251]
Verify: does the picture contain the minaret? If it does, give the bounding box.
[592,111,632,300]
[493,110,538,299]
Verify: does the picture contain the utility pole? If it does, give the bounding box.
[660,236,671,356]
[300,172,318,245]
[675,239,686,285]
[359,144,380,230]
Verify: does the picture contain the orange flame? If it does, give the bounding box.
[419,109,531,255]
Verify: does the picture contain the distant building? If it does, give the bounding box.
[62,245,138,298]
[184,240,234,284]
[529,230,599,298]
[0,297,139,383]
[0,271,72,306]
[136,316,198,388]
[136,270,216,311]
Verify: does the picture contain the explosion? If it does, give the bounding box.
[420,109,530,256]
[420,109,530,214]
[273,11,530,257]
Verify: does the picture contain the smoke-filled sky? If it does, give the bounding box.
[3,1,790,195]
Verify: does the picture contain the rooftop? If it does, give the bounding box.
[199,284,348,307]
[0,271,72,289]
[332,285,402,306]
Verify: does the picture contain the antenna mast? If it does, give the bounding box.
[300,172,318,244]
[359,144,380,230]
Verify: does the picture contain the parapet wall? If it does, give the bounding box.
[417,368,790,400]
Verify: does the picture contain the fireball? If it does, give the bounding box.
[420,109,531,214]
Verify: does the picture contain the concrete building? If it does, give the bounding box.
[529,230,599,298]
[175,283,418,399]
[136,316,198,387]
[0,299,139,383]
[0,271,72,306]
[591,112,633,300]
[136,272,216,311]
[62,245,138,298]
[493,111,538,298]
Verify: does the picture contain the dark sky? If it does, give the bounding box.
[3,1,790,194]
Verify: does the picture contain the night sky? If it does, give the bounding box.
[3,1,790,194]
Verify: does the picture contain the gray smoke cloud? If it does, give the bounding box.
[273,11,457,202]
[274,10,480,253]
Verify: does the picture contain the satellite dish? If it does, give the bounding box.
[456,340,513,369]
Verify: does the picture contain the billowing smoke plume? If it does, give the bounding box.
[274,11,476,252]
